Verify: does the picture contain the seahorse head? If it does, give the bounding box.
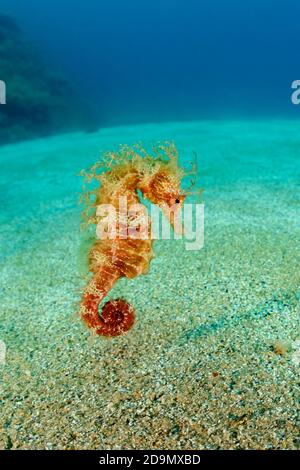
[142,169,185,207]
[80,142,186,232]
[138,144,185,231]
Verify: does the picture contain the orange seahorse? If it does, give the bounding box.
[79,143,185,337]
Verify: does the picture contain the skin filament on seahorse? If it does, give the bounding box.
[79,143,185,337]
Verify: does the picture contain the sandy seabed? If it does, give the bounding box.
[0,120,300,449]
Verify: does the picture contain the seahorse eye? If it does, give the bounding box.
[175,198,180,204]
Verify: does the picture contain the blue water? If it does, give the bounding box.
[1,0,300,126]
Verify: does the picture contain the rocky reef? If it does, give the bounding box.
[0,13,93,144]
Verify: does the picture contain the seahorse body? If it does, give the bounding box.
[79,144,185,337]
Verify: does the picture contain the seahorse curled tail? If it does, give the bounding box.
[81,265,135,337]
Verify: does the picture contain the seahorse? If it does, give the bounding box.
[79,143,185,337]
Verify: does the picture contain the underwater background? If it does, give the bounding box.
[0,1,300,450]
[1,0,300,136]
